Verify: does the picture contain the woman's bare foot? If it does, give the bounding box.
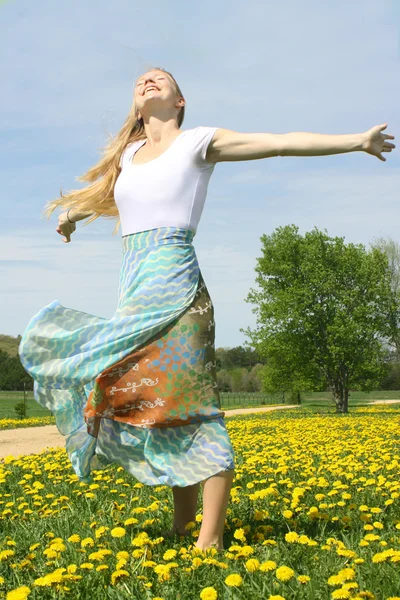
[161,524,191,539]
[194,537,224,551]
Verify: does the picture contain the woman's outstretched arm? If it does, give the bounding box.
[207,123,395,163]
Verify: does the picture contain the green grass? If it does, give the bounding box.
[0,391,51,420]
[1,408,400,598]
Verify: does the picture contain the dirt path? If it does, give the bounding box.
[369,399,400,405]
[0,405,300,460]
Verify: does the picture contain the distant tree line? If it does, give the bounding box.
[0,349,33,391]
[1,340,400,394]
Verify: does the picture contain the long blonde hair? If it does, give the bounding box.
[43,66,186,236]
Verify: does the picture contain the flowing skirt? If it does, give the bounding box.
[18,227,235,486]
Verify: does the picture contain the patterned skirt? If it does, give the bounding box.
[18,227,235,486]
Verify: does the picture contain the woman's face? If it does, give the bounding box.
[134,70,184,119]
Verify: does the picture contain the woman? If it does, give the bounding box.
[18,66,395,551]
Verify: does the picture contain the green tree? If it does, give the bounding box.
[215,346,263,370]
[241,225,399,413]
[247,364,264,392]
[0,352,33,391]
[216,369,232,392]
[228,367,249,392]
[369,236,400,356]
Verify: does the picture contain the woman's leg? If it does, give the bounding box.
[195,468,235,550]
[168,482,200,535]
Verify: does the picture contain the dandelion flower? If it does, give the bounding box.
[111,527,126,538]
[276,566,295,582]
[245,558,260,572]
[111,569,129,585]
[0,550,15,561]
[115,550,129,561]
[67,534,80,544]
[6,587,31,600]
[80,563,94,570]
[233,528,246,542]
[285,531,299,543]
[225,574,243,587]
[260,560,277,572]
[200,587,218,600]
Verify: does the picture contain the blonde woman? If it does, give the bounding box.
[18,66,395,551]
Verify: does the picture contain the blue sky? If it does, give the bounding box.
[1,0,399,348]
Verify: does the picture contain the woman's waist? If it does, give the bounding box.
[122,226,195,252]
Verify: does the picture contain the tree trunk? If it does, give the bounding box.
[331,367,349,414]
[333,389,349,413]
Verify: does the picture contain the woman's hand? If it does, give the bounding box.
[362,123,395,161]
[56,211,76,243]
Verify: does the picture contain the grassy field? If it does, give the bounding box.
[1,406,400,599]
[1,389,400,423]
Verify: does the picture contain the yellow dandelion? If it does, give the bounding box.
[6,587,31,600]
[110,527,126,538]
[67,564,78,574]
[260,560,277,572]
[372,552,389,563]
[200,587,218,600]
[154,565,169,575]
[88,551,104,562]
[124,517,139,526]
[163,549,177,561]
[111,569,129,585]
[67,534,80,543]
[285,531,299,543]
[276,566,295,582]
[131,532,151,547]
[192,557,203,568]
[116,559,127,570]
[298,575,311,583]
[0,550,15,561]
[233,528,246,542]
[80,563,94,569]
[94,526,108,539]
[245,558,260,572]
[33,572,64,587]
[225,574,243,587]
[237,545,254,557]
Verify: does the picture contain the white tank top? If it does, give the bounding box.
[114,126,219,237]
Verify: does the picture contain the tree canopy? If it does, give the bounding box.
[241,225,400,413]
